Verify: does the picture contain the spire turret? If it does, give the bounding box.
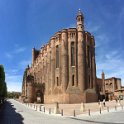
[76,9,84,31]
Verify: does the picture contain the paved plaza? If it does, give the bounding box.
[0,99,124,124]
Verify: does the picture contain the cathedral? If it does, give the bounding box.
[22,10,123,103]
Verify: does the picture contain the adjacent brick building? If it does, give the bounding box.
[96,71,123,101]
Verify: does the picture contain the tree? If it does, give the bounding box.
[0,65,7,103]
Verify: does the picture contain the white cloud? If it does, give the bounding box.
[5,69,19,75]
[6,73,22,92]
[5,53,13,59]
[85,22,101,33]
[5,46,26,59]
[14,47,26,54]
[95,33,110,48]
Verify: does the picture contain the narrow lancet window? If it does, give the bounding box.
[57,77,59,86]
[87,46,90,67]
[72,75,74,86]
[56,45,59,68]
[71,42,75,66]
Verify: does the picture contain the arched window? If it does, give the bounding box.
[88,75,90,88]
[57,77,59,86]
[87,46,90,67]
[56,45,59,68]
[72,75,74,86]
[71,42,75,66]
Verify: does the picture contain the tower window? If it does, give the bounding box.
[72,75,74,86]
[56,45,59,68]
[71,42,75,66]
[78,18,80,21]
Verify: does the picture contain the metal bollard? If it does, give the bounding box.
[115,106,117,111]
[107,107,109,112]
[36,105,37,111]
[88,109,90,116]
[100,108,101,114]
[49,108,51,114]
[73,110,76,117]
[39,105,42,111]
[61,109,63,116]
[44,107,45,112]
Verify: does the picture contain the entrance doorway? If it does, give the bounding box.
[36,83,45,103]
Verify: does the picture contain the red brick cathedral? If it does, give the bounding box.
[21,10,123,103]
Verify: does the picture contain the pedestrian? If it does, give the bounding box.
[98,99,100,105]
[103,99,106,107]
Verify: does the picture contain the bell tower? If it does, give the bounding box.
[77,9,85,92]
[76,9,84,32]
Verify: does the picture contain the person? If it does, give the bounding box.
[103,99,106,107]
[98,99,100,105]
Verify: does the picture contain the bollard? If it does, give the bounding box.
[40,105,42,111]
[122,105,123,110]
[49,108,51,114]
[99,102,102,109]
[36,105,37,111]
[54,102,60,114]
[107,107,109,112]
[61,109,63,116]
[43,107,45,113]
[88,109,90,116]
[115,106,117,111]
[73,110,76,117]
[100,108,101,114]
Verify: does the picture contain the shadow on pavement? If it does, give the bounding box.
[0,100,24,124]
[70,117,124,124]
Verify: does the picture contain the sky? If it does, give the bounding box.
[0,0,124,92]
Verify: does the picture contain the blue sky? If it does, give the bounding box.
[0,0,124,92]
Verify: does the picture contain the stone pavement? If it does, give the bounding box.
[1,99,124,124]
[21,99,124,116]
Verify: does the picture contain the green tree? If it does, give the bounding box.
[0,65,7,103]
